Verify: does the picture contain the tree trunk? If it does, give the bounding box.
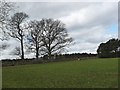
[36,48,39,59]
[36,41,39,59]
[48,51,51,60]
[21,38,24,60]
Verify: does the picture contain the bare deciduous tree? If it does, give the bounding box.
[26,20,43,59]
[40,18,73,59]
[8,12,28,59]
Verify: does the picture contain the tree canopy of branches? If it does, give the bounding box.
[97,38,120,58]
[0,0,15,40]
[27,19,73,59]
[8,12,28,59]
[40,18,73,59]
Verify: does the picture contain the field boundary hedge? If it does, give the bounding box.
[2,57,97,67]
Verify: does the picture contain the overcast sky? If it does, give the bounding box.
[0,1,118,59]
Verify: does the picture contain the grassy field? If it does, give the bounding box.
[2,58,118,88]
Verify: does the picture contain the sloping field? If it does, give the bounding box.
[2,58,118,88]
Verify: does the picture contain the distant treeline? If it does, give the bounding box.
[43,53,97,60]
[2,53,97,67]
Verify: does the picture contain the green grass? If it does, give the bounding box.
[2,58,118,88]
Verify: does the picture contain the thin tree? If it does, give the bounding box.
[26,20,43,59]
[11,46,21,57]
[8,12,28,59]
[40,18,73,59]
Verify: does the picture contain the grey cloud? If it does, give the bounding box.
[16,2,100,19]
[60,3,117,29]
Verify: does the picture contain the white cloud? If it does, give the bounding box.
[59,2,117,29]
